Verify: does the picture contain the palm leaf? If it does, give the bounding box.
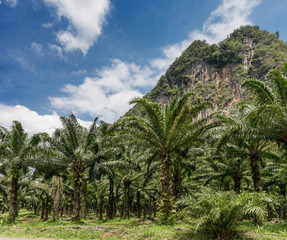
[242,79,274,105]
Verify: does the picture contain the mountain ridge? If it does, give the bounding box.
[126,25,287,116]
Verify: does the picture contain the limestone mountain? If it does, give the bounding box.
[127,25,287,116]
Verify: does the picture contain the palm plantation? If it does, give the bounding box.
[2,66,287,239]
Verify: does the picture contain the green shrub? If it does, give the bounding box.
[236,192,276,225]
[178,189,242,239]
[178,189,276,239]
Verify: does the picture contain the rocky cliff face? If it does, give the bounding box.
[127,26,287,116]
[128,26,287,117]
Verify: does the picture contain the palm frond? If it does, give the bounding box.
[242,79,274,105]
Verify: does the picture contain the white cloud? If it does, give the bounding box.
[71,69,87,76]
[42,22,53,28]
[193,0,261,43]
[15,56,37,74]
[48,0,261,123]
[5,0,17,7]
[151,0,261,71]
[48,43,65,59]
[0,104,92,136]
[44,0,110,55]
[50,59,159,123]
[31,42,43,55]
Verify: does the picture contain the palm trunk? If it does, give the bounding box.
[249,153,261,192]
[53,177,62,221]
[124,180,131,219]
[160,153,171,213]
[80,179,87,219]
[153,199,157,217]
[34,205,37,215]
[67,193,73,217]
[60,206,64,217]
[73,171,81,221]
[99,194,104,220]
[113,201,117,217]
[172,158,182,199]
[143,203,147,219]
[267,205,273,220]
[94,197,98,216]
[279,183,286,197]
[8,174,19,223]
[224,180,230,191]
[41,198,45,219]
[279,184,286,219]
[36,205,40,216]
[136,190,141,218]
[233,175,242,194]
[44,193,49,221]
[108,176,115,220]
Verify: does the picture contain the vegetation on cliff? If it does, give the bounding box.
[144,25,287,110]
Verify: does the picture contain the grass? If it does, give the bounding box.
[0,210,287,239]
[239,221,287,240]
[0,210,192,240]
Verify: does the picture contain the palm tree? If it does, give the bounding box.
[50,114,98,221]
[201,147,250,194]
[242,63,287,147]
[132,161,159,219]
[218,104,273,192]
[262,151,287,218]
[90,120,117,220]
[115,149,155,219]
[22,177,51,220]
[0,121,47,223]
[51,176,63,220]
[120,93,213,213]
[0,166,9,214]
[94,177,108,220]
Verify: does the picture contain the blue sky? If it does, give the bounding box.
[0,0,287,134]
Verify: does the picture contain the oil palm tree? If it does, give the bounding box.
[120,93,213,213]
[262,151,287,218]
[115,149,157,219]
[90,120,118,220]
[242,63,287,147]
[0,166,9,214]
[51,114,98,221]
[132,161,159,219]
[218,104,273,192]
[195,145,250,194]
[0,121,48,223]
